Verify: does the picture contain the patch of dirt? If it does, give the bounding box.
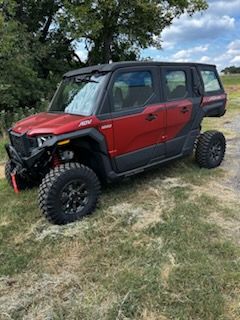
[0,217,12,228]
[0,164,5,179]
[224,288,240,320]
[13,217,94,244]
[191,180,240,204]
[160,253,177,288]
[223,115,240,192]
[226,85,240,94]
[0,269,118,320]
[193,113,240,246]
[0,272,82,320]
[208,211,240,245]
[108,178,180,231]
[140,310,169,320]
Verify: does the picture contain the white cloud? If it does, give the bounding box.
[197,39,240,70]
[161,41,174,50]
[143,0,240,71]
[231,55,240,64]
[172,45,209,60]
[207,0,240,16]
[228,40,240,51]
[218,40,240,66]
[162,14,235,45]
[199,56,212,63]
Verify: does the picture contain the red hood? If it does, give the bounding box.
[12,112,98,136]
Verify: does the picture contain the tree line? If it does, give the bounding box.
[221,66,240,74]
[0,0,207,133]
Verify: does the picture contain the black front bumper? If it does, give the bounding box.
[5,143,45,175]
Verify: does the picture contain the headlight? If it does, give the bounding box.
[37,136,53,147]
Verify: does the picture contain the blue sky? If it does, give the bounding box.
[77,0,240,71]
[142,0,240,71]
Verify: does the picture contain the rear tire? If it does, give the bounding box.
[38,162,101,225]
[5,160,32,190]
[195,130,226,168]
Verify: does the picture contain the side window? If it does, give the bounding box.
[112,71,153,111]
[165,70,188,100]
[201,70,221,93]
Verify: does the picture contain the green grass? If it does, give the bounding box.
[0,80,240,319]
[221,74,240,86]
[1,160,240,319]
[0,137,7,163]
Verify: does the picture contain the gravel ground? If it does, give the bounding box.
[224,115,240,192]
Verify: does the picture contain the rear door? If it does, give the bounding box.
[109,67,166,172]
[161,66,200,157]
[199,66,227,116]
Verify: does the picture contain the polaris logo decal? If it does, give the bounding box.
[101,124,112,130]
[202,94,226,104]
[79,119,93,127]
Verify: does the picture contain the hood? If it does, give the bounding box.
[12,112,97,136]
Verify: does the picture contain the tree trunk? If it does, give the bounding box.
[103,33,113,63]
[40,14,53,42]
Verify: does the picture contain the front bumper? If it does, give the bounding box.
[5,143,45,175]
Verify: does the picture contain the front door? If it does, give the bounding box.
[110,67,166,172]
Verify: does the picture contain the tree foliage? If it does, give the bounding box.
[0,0,208,132]
[221,66,240,74]
[0,0,80,114]
[63,0,208,65]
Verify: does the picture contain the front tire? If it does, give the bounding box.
[195,130,226,168]
[38,163,101,225]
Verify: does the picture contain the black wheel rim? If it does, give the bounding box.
[60,180,89,215]
[209,140,222,163]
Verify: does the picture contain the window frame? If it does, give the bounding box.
[161,67,192,102]
[198,66,223,96]
[49,73,109,116]
[106,66,160,118]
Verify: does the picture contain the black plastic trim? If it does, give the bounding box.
[114,145,156,172]
[203,100,227,117]
[42,128,108,154]
[64,61,216,78]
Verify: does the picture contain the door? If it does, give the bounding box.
[161,67,194,157]
[109,67,166,172]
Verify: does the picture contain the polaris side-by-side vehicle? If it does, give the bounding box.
[5,61,227,224]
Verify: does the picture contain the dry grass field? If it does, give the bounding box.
[0,75,240,320]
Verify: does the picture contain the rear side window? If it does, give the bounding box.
[165,70,188,100]
[112,71,153,111]
[201,70,221,92]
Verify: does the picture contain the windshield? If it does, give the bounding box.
[49,73,108,116]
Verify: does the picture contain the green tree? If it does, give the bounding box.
[221,66,240,74]
[63,0,208,65]
[0,0,80,115]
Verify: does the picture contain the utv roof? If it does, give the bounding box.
[64,61,216,78]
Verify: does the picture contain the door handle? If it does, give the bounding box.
[181,106,189,114]
[146,113,157,121]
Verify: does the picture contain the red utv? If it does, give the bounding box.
[5,61,227,224]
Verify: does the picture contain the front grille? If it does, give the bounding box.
[9,132,37,157]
